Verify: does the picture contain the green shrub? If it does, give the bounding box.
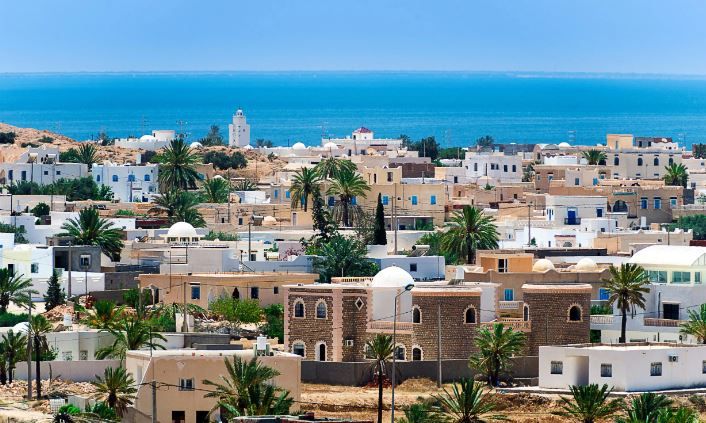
[85,401,117,420]
[58,404,81,415]
[0,313,28,327]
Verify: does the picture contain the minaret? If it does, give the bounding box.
[228,108,251,147]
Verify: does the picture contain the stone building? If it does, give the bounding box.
[283,266,592,362]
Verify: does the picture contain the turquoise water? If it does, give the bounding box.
[2,72,706,146]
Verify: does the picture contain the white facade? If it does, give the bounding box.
[93,162,159,202]
[115,130,175,151]
[321,127,403,156]
[0,147,87,185]
[540,343,706,392]
[371,255,446,281]
[462,152,522,184]
[228,109,251,147]
[545,195,607,227]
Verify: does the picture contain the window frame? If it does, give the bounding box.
[550,361,563,375]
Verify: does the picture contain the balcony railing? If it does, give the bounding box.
[564,217,582,225]
[331,277,373,285]
[644,318,684,327]
[481,318,531,332]
[498,301,522,310]
[368,321,414,332]
[590,315,614,325]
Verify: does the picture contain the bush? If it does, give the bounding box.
[115,209,137,217]
[670,215,706,240]
[209,298,262,325]
[203,151,247,170]
[85,402,117,420]
[0,223,28,243]
[38,135,54,143]
[0,132,17,144]
[204,231,240,241]
[31,202,50,218]
[141,150,159,164]
[58,404,81,415]
[0,313,29,327]
[262,304,284,342]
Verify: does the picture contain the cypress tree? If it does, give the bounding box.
[44,270,65,311]
[373,193,387,245]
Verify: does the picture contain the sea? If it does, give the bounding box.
[2,71,706,147]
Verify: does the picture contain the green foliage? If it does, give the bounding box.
[0,313,28,327]
[91,367,137,417]
[557,384,622,423]
[663,162,689,188]
[441,206,499,264]
[150,190,206,227]
[313,157,357,179]
[693,144,706,160]
[8,177,113,201]
[58,404,81,415]
[616,392,673,423]
[84,300,126,330]
[312,234,379,283]
[437,147,464,160]
[397,401,444,423]
[62,143,99,169]
[366,334,394,423]
[200,125,224,146]
[670,215,706,240]
[85,401,118,420]
[95,316,166,361]
[122,288,152,311]
[256,138,273,148]
[44,270,65,311]
[603,263,649,343]
[402,135,440,160]
[475,135,495,151]
[0,269,36,314]
[141,150,159,164]
[433,378,500,423]
[58,207,124,261]
[200,176,230,203]
[157,138,201,191]
[38,135,54,143]
[204,231,240,241]
[581,149,608,165]
[0,223,28,243]
[31,202,50,218]
[261,304,284,342]
[327,168,370,227]
[309,190,336,246]
[0,132,17,144]
[680,304,706,344]
[590,304,612,315]
[290,167,320,212]
[115,209,137,217]
[589,330,601,343]
[416,231,459,263]
[203,150,247,170]
[209,298,262,326]
[469,323,526,386]
[373,193,387,245]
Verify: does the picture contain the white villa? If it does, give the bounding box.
[115,130,175,151]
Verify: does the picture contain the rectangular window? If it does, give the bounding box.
[598,288,609,301]
[498,258,508,273]
[550,361,563,375]
[274,189,279,199]
[647,270,667,283]
[21,171,26,181]
[600,363,612,377]
[504,288,514,301]
[650,362,662,377]
[411,196,418,206]
[79,255,91,268]
[190,284,200,300]
[251,287,259,299]
[641,197,648,209]
[654,197,661,209]
[285,190,290,199]
[574,177,580,186]
[273,286,279,294]
[144,174,150,181]
[179,378,194,391]
[672,271,690,284]
[382,196,389,206]
[703,360,706,374]
[112,175,118,182]
[430,195,437,205]
[503,165,508,172]
[410,263,418,272]
[31,263,39,273]
[670,197,677,207]
[663,303,680,320]
[172,411,186,423]
[596,208,603,218]
[696,272,702,284]
[387,172,393,182]
[293,344,305,357]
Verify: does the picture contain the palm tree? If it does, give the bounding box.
[314,157,357,179]
[91,366,137,417]
[680,304,706,343]
[157,138,201,191]
[290,167,320,212]
[365,334,394,423]
[0,340,7,385]
[655,407,700,423]
[663,163,689,188]
[3,330,27,384]
[557,384,621,423]
[433,378,500,423]
[602,263,649,343]
[95,316,166,361]
[0,268,35,314]
[441,206,499,264]
[58,207,124,261]
[76,143,99,169]
[397,402,443,423]
[468,323,526,386]
[201,176,230,203]
[581,149,607,165]
[202,356,291,418]
[233,179,258,191]
[327,168,370,227]
[150,190,206,227]
[29,314,52,398]
[83,300,125,330]
[616,392,673,423]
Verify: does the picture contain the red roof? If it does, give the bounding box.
[353,127,372,134]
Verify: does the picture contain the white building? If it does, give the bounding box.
[115,130,175,151]
[540,343,706,392]
[228,109,251,147]
[93,162,159,202]
[545,195,608,227]
[462,152,522,185]
[0,146,87,185]
[321,127,403,157]
[366,245,445,280]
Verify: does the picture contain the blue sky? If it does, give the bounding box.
[2,0,706,74]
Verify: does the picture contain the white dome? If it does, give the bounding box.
[532,259,555,272]
[139,135,157,142]
[371,266,414,288]
[189,142,203,149]
[243,145,254,150]
[167,222,198,238]
[575,258,598,271]
[12,322,29,334]
[323,142,339,150]
[558,142,571,148]
[213,175,224,180]
[292,142,307,150]
[262,215,278,226]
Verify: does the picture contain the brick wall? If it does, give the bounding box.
[341,289,370,361]
[286,289,336,361]
[523,290,591,355]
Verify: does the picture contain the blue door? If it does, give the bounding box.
[567,209,577,224]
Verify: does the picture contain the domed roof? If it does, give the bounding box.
[371,266,414,289]
[213,175,224,180]
[190,142,203,149]
[139,135,157,142]
[532,259,555,272]
[558,142,571,148]
[167,221,198,238]
[243,144,254,149]
[12,322,29,334]
[262,215,278,226]
[575,258,598,271]
[323,141,339,150]
[292,142,307,150]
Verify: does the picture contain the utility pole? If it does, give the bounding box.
[437,302,442,388]
[393,184,398,254]
[67,242,72,299]
[182,277,189,333]
[26,301,32,399]
[150,324,157,423]
[527,202,532,246]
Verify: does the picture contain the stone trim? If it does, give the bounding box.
[412,305,422,324]
[315,341,328,361]
[567,303,584,322]
[522,284,592,294]
[291,339,306,357]
[292,298,306,319]
[394,343,407,361]
[463,305,478,325]
[413,289,481,297]
[315,298,328,319]
[411,345,424,361]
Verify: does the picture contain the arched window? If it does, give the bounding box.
[654,157,659,166]
[316,300,327,319]
[292,342,305,357]
[523,305,529,322]
[464,306,477,324]
[294,300,305,318]
[232,288,240,300]
[613,156,619,166]
[669,157,674,165]
[412,307,421,324]
[316,342,327,361]
[394,345,406,361]
[568,305,582,322]
[412,347,422,361]
[637,158,643,166]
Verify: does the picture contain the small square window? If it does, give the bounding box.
[410,263,417,272]
[79,350,88,360]
[79,255,91,268]
[650,362,662,376]
[550,361,563,375]
[190,285,200,300]
[179,378,194,391]
[31,263,39,273]
[600,363,612,377]
[273,286,279,294]
[702,360,706,374]
[62,351,73,361]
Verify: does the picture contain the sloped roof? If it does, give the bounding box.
[628,245,706,267]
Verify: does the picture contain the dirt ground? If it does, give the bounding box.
[301,379,706,422]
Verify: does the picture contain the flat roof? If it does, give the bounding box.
[553,342,706,351]
[127,349,299,358]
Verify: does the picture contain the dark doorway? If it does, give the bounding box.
[663,303,680,320]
